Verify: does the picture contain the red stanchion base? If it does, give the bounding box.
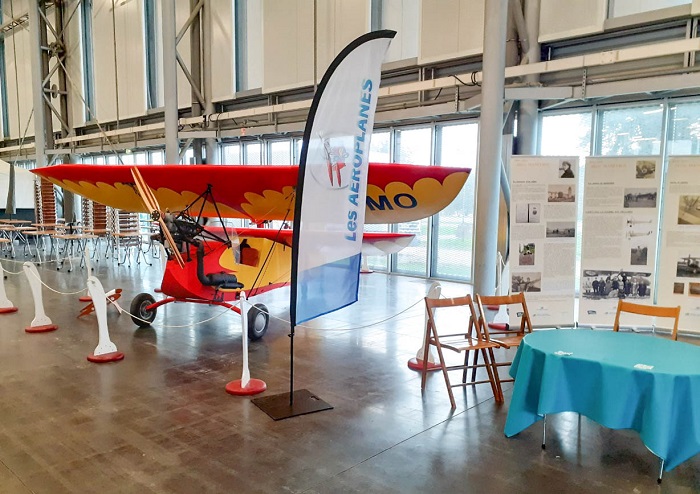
[225,378,267,396]
[25,324,58,333]
[0,307,18,314]
[79,296,92,303]
[360,269,374,274]
[87,351,125,363]
[486,305,500,311]
[488,322,509,331]
[407,357,441,372]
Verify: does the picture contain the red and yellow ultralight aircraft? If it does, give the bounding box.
[33,163,470,339]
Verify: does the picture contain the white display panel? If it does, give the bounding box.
[657,156,700,333]
[578,156,661,326]
[509,156,578,327]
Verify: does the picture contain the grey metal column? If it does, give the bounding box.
[28,2,47,168]
[162,0,179,164]
[473,0,508,295]
[202,0,218,164]
[56,3,76,221]
[517,0,541,155]
[190,0,202,164]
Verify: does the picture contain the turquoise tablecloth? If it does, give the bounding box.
[504,330,700,471]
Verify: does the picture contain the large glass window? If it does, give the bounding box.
[394,127,432,276]
[268,140,291,165]
[540,112,592,159]
[668,102,700,155]
[222,143,241,164]
[149,149,164,164]
[243,142,262,164]
[366,130,392,272]
[433,123,479,280]
[599,105,663,156]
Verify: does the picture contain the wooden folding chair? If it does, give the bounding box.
[421,294,504,408]
[474,293,533,384]
[613,299,681,340]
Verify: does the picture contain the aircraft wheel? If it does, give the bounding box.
[131,293,157,327]
[247,303,269,340]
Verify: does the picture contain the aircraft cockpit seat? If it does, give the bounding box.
[195,242,244,290]
[239,239,260,267]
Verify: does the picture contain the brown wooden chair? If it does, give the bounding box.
[474,293,533,384]
[613,299,681,340]
[421,294,504,408]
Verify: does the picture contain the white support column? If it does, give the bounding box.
[162,0,180,164]
[517,0,541,155]
[474,0,509,296]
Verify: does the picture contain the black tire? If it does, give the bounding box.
[247,303,269,340]
[130,293,157,327]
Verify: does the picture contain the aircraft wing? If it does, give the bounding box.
[31,163,469,224]
[208,226,414,253]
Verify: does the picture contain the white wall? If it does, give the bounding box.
[539,0,606,42]
[382,0,419,62]
[315,0,370,83]
[3,0,32,140]
[262,0,314,93]
[92,0,147,122]
[245,0,264,91]
[419,0,484,64]
[611,0,690,18]
[211,1,235,101]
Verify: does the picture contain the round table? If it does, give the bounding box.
[505,329,700,472]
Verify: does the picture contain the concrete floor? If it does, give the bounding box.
[0,251,699,493]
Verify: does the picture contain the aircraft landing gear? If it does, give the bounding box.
[131,293,157,327]
[248,303,269,340]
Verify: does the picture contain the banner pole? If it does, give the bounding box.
[289,325,295,406]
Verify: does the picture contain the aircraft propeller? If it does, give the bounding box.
[131,167,185,269]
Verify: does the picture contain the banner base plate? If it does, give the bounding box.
[253,389,332,420]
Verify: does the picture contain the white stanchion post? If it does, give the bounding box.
[105,288,123,314]
[360,255,373,274]
[492,252,510,325]
[86,276,124,363]
[0,263,18,313]
[225,292,267,396]
[79,247,93,302]
[408,281,442,371]
[23,261,58,333]
[155,243,167,293]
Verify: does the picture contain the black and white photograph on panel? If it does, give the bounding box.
[690,282,700,296]
[582,269,652,300]
[547,185,575,203]
[676,254,700,277]
[511,273,541,293]
[559,159,575,179]
[623,188,657,208]
[674,282,685,295]
[635,160,656,179]
[545,221,575,238]
[678,195,700,225]
[630,244,649,266]
[518,243,535,266]
[515,202,540,223]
